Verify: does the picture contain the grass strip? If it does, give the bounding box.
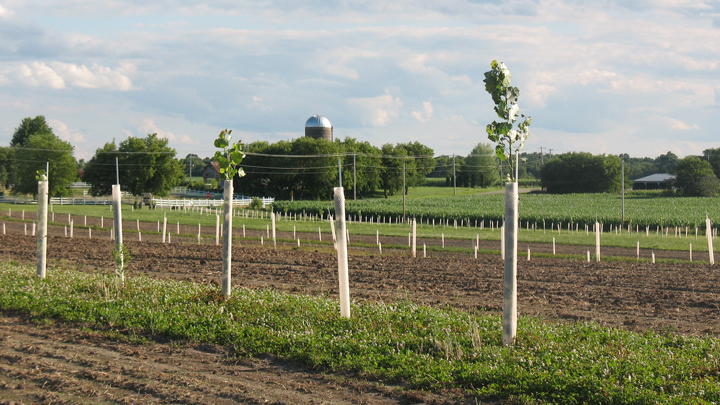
[1,262,719,404]
[1,202,713,253]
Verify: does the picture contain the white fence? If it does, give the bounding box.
[49,197,136,205]
[152,197,275,209]
[0,195,274,208]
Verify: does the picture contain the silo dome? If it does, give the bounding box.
[305,115,333,141]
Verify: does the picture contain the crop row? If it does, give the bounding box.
[273,193,720,229]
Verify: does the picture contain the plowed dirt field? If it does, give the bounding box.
[1,220,719,404]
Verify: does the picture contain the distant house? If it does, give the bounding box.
[202,161,221,183]
[632,173,675,190]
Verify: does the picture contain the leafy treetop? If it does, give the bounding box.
[11,116,54,147]
[483,60,531,182]
[213,129,246,181]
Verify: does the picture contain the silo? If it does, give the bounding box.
[305,115,333,141]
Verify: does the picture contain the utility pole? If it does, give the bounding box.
[452,154,457,197]
[353,153,357,201]
[402,160,406,222]
[539,147,544,166]
[548,148,554,159]
[338,157,342,188]
[621,159,625,224]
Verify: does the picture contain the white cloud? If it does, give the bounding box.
[51,62,135,91]
[411,101,433,122]
[656,116,700,130]
[17,62,66,89]
[0,4,13,19]
[139,118,177,140]
[9,62,135,91]
[47,119,86,143]
[348,91,403,127]
[1,0,719,160]
[137,118,200,145]
[180,134,200,145]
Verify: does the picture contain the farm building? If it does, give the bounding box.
[632,173,675,190]
[202,161,221,183]
[305,115,333,141]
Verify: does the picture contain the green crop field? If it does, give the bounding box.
[274,191,720,229]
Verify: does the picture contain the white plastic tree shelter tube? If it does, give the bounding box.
[334,187,351,318]
[330,215,337,249]
[36,180,48,279]
[222,180,234,297]
[216,214,220,246]
[707,216,715,265]
[412,219,417,258]
[271,212,276,247]
[162,214,167,243]
[501,224,505,260]
[595,221,601,262]
[112,184,124,283]
[503,182,518,347]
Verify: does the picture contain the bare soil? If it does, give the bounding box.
[1,219,719,404]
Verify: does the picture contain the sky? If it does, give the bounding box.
[0,0,718,162]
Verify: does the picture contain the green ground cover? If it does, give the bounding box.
[1,262,718,404]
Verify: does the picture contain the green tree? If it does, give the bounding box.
[241,137,342,200]
[703,148,720,179]
[429,155,453,178]
[619,154,655,180]
[83,134,184,196]
[673,156,719,197]
[458,143,499,188]
[0,147,15,189]
[336,137,382,198]
[11,116,54,147]
[541,152,624,194]
[483,60,531,182]
[397,142,435,188]
[12,132,77,197]
[380,144,410,197]
[182,154,206,178]
[653,151,678,174]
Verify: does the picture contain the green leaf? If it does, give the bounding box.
[236,167,246,178]
[214,138,228,148]
[495,145,506,161]
[497,122,512,136]
[230,150,244,165]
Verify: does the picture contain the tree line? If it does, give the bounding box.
[3,115,718,198]
[0,116,184,198]
[539,150,720,197]
[239,138,435,200]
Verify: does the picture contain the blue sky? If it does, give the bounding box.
[0,0,718,161]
